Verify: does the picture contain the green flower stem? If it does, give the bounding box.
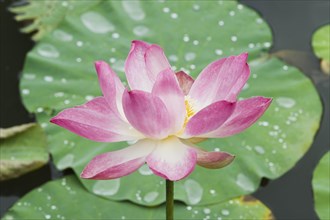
[166,179,174,220]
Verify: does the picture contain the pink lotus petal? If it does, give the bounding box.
[189,53,250,109]
[50,97,141,142]
[184,100,236,137]
[81,139,155,180]
[95,61,125,119]
[205,97,272,138]
[125,40,153,91]
[196,149,235,169]
[175,71,195,95]
[122,89,171,139]
[145,44,171,82]
[146,137,197,181]
[152,68,186,133]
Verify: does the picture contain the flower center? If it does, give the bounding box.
[175,96,196,135]
[184,96,195,122]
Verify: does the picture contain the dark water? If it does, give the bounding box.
[1,1,329,219]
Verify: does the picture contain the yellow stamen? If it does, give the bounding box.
[177,96,196,135]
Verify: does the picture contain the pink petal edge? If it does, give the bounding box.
[183,100,236,138]
[189,53,250,109]
[146,137,197,181]
[50,97,140,142]
[94,61,125,119]
[125,40,153,91]
[122,89,171,139]
[152,68,186,134]
[205,96,272,138]
[145,44,171,82]
[81,139,155,180]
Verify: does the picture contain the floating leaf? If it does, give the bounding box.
[2,175,273,220]
[312,151,330,220]
[312,24,330,74]
[18,1,322,206]
[10,0,101,41]
[0,123,48,181]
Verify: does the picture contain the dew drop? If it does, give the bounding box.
[215,49,223,55]
[236,173,254,192]
[221,209,230,216]
[229,11,235,16]
[109,58,116,63]
[113,60,125,72]
[184,179,203,204]
[36,107,44,113]
[283,65,289,70]
[76,41,83,47]
[193,40,199,45]
[24,73,36,80]
[64,99,70,105]
[248,43,255,48]
[85,95,94,101]
[276,97,296,108]
[171,13,178,19]
[185,52,196,61]
[254,146,265,155]
[54,92,64,97]
[163,7,170,13]
[143,191,159,203]
[45,214,51,219]
[76,57,82,62]
[193,4,200,11]
[93,179,120,196]
[183,34,190,42]
[81,11,115,34]
[138,164,153,175]
[53,29,73,42]
[231,36,237,42]
[258,121,269,126]
[22,89,30,95]
[169,54,178,62]
[122,0,145,21]
[37,44,60,58]
[203,208,211,214]
[256,18,263,24]
[186,206,192,211]
[264,42,271,48]
[218,20,225,26]
[133,25,150,36]
[112,32,120,39]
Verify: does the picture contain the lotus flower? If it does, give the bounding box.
[50,40,272,181]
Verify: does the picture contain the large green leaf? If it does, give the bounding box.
[19,1,322,206]
[0,123,48,181]
[312,24,330,74]
[312,151,330,220]
[2,175,273,220]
